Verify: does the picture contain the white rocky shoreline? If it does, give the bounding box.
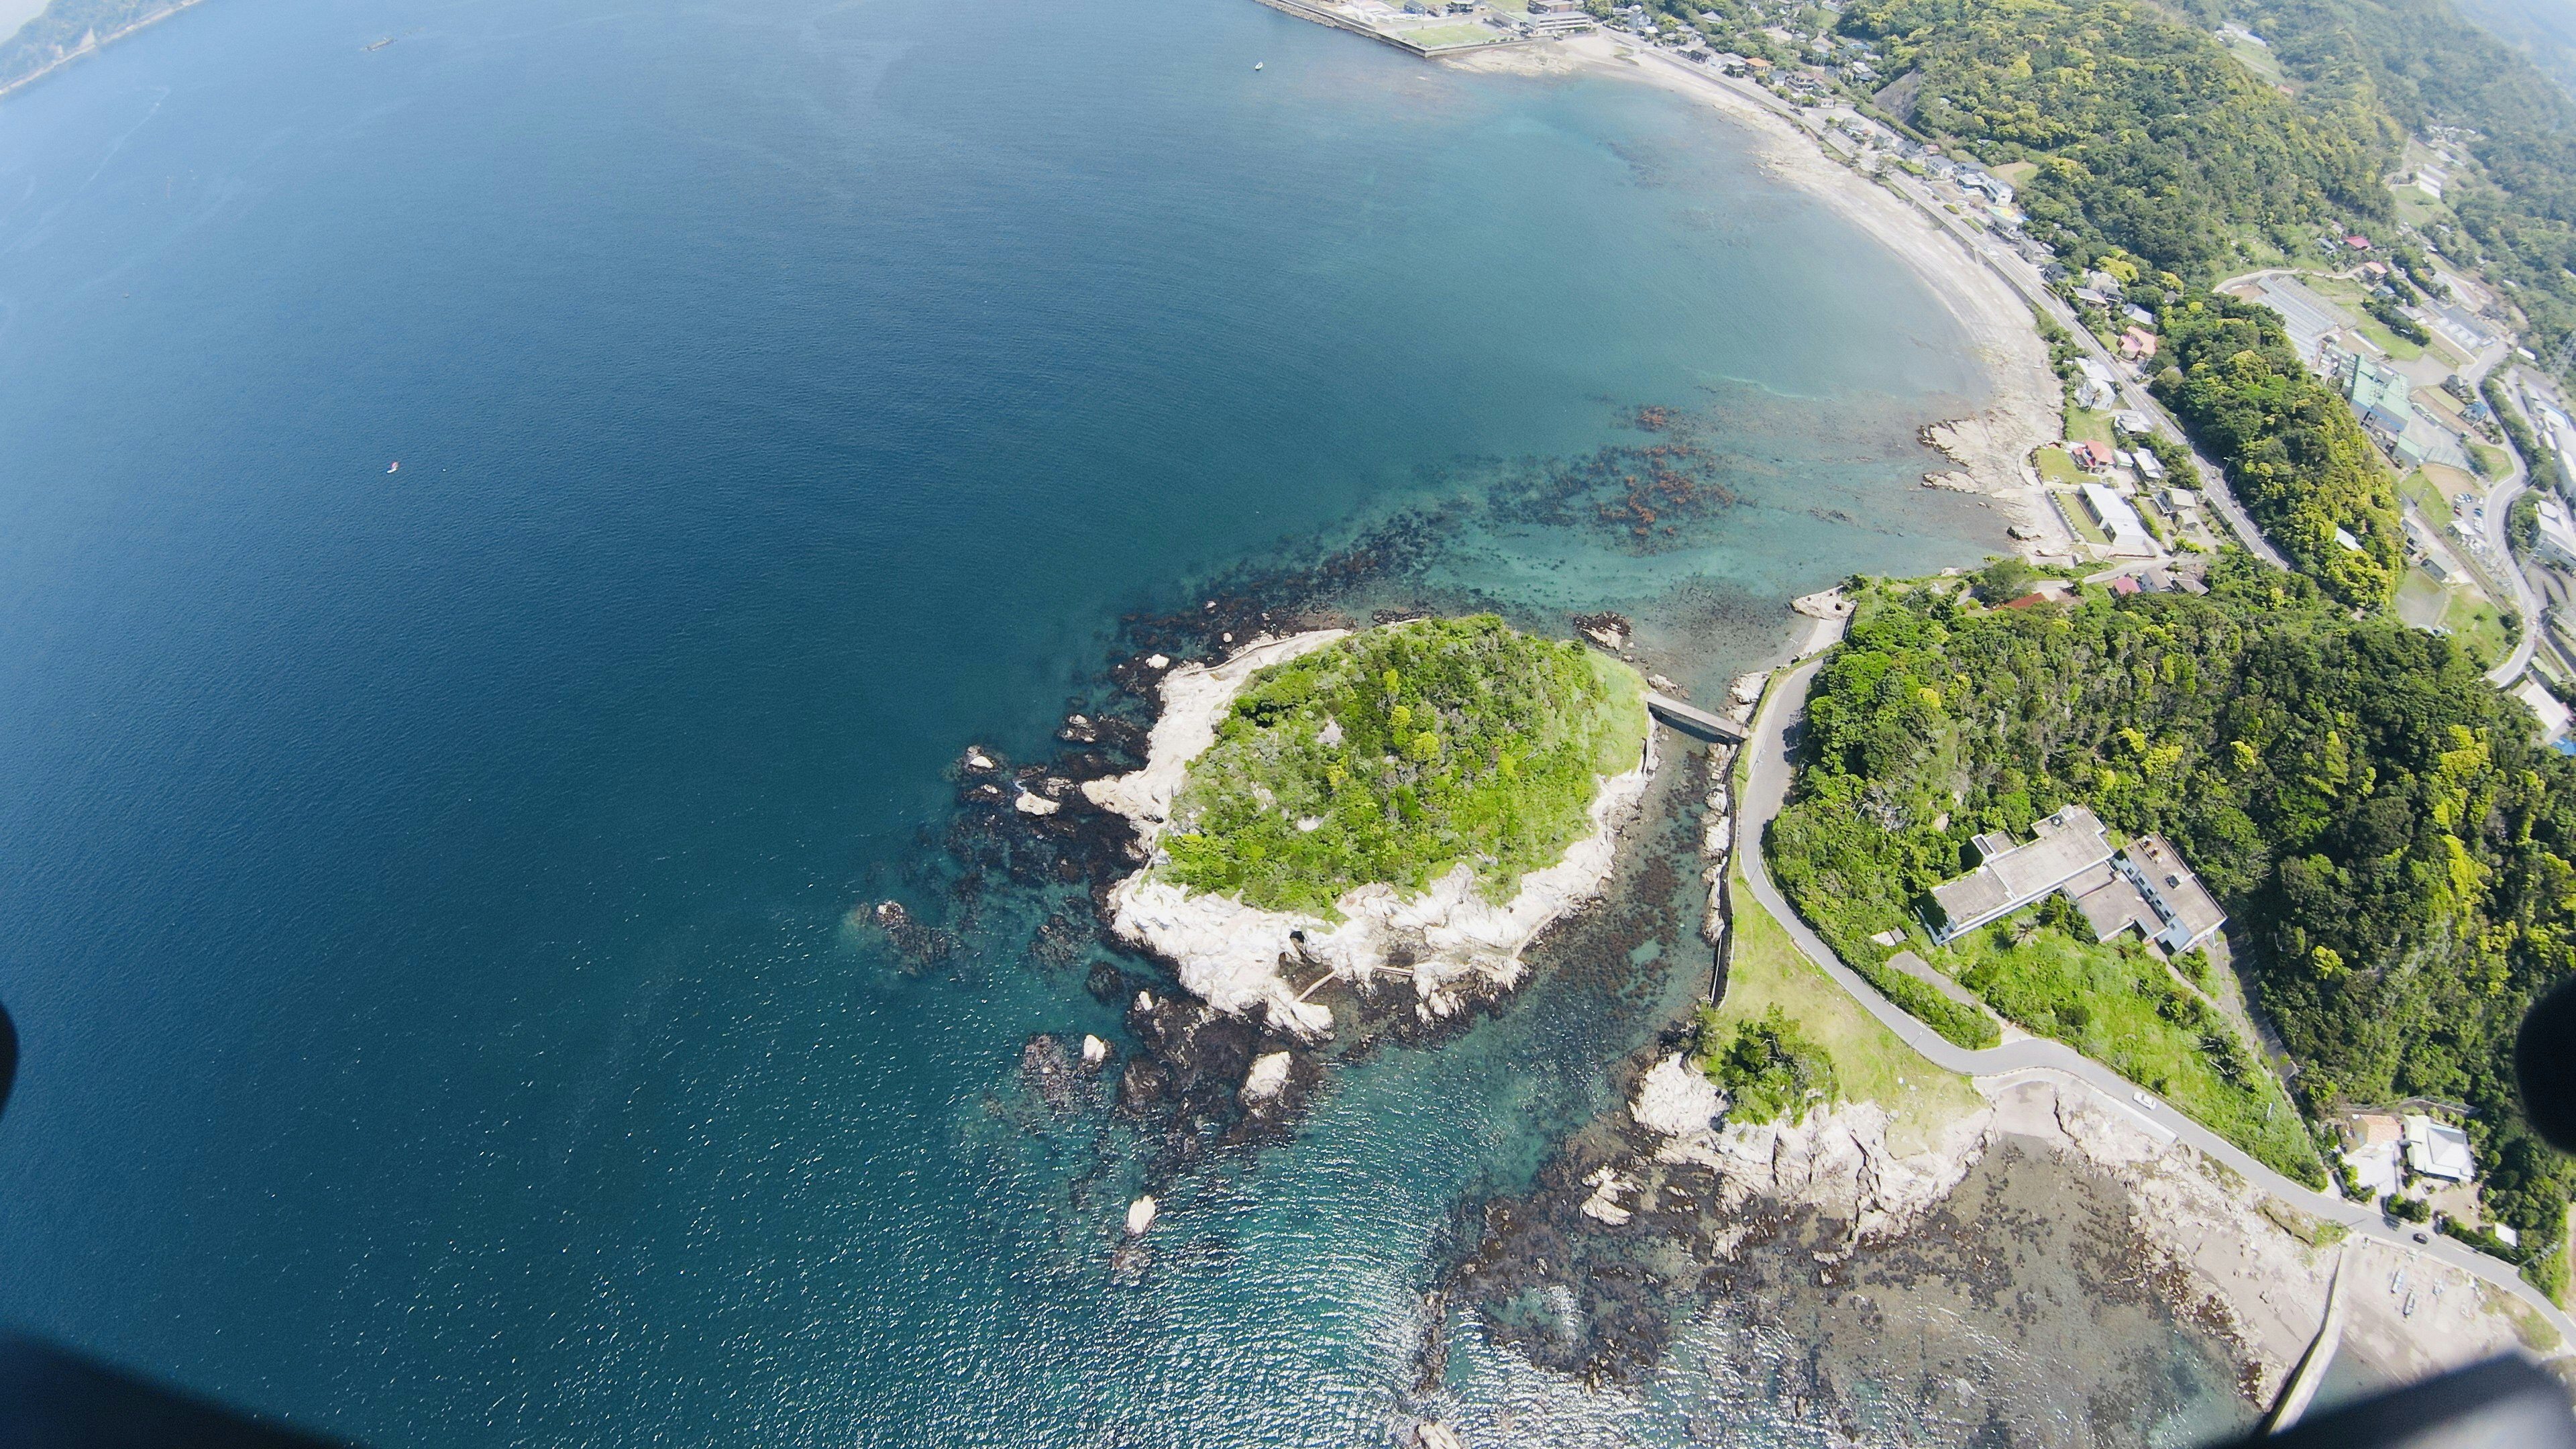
[1083,628,1658,1040]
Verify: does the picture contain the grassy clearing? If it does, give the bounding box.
[1400,21,1503,46]
[2217,34,2290,88]
[2055,490,2110,543]
[2471,442,2512,478]
[1934,906,2326,1184]
[2065,407,2116,447]
[2034,445,2086,484]
[1164,616,1649,914]
[2399,468,2455,532]
[2357,319,2427,361]
[2395,566,2451,629]
[2442,589,2511,666]
[1716,868,1986,1153]
[2394,187,2455,230]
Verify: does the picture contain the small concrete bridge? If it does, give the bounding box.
[1646,692,1748,744]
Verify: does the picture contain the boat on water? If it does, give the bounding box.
[386,461,399,474]
[1254,60,1264,70]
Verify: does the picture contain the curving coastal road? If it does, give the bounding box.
[1734,644,2576,1340]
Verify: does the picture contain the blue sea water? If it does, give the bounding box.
[0,0,2245,1443]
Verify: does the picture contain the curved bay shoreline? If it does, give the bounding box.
[1448,33,2068,557]
[930,25,2548,1441]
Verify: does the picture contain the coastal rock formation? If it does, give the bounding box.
[1701,1100,1992,1248]
[1989,1071,2556,1400]
[1087,629,1656,1040]
[1630,1053,1726,1150]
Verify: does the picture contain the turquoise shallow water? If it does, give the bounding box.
[0,0,2244,1442]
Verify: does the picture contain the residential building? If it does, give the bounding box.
[2117,327,2157,361]
[2404,1114,2475,1183]
[2516,678,2571,743]
[2336,351,2414,438]
[2537,495,2576,571]
[2110,409,2156,436]
[2133,449,2167,483]
[1927,805,2115,943]
[2345,1114,2403,1197]
[2116,835,2226,951]
[2078,481,2157,556]
[2057,833,2225,953]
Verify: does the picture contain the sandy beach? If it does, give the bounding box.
[1447,36,2068,552]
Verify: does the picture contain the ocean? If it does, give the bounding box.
[0,0,2246,1442]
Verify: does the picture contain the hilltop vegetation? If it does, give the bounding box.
[2237,0,2576,365]
[1826,0,2576,370]
[2150,292,2406,606]
[1161,617,1648,916]
[1766,564,2576,1286]
[1837,0,2387,277]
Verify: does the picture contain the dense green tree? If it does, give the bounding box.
[2151,294,2406,606]
[1837,0,2386,276]
[1768,563,2576,1292]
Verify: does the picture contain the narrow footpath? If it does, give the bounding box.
[1734,641,2576,1340]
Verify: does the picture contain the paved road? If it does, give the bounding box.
[1735,649,2576,1341]
[2479,449,2540,687]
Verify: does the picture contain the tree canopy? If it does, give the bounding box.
[1769,562,2575,1290]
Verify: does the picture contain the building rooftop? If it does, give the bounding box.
[2068,861,2156,941]
[2404,1114,2475,1183]
[2078,482,2157,557]
[2339,352,2414,435]
[1929,805,2114,940]
[2124,834,2224,950]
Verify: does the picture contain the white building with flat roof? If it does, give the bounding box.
[1927,805,2114,943]
[2079,482,2158,557]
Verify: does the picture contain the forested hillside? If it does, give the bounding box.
[2237,0,2576,362]
[2151,293,2406,605]
[1837,0,2387,277]
[1768,562,2576,1292]
[1834,0,2576,368]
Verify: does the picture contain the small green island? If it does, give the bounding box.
[1092,614,1656,1036]
[1157,616,1650,915]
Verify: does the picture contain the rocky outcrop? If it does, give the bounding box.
[1625,1055,1994,1247]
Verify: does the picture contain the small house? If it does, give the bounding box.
[2403,1114,2475,1183]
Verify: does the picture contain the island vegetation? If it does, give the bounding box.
[1160,616,1649,916]
[1766,562,2576,1285]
